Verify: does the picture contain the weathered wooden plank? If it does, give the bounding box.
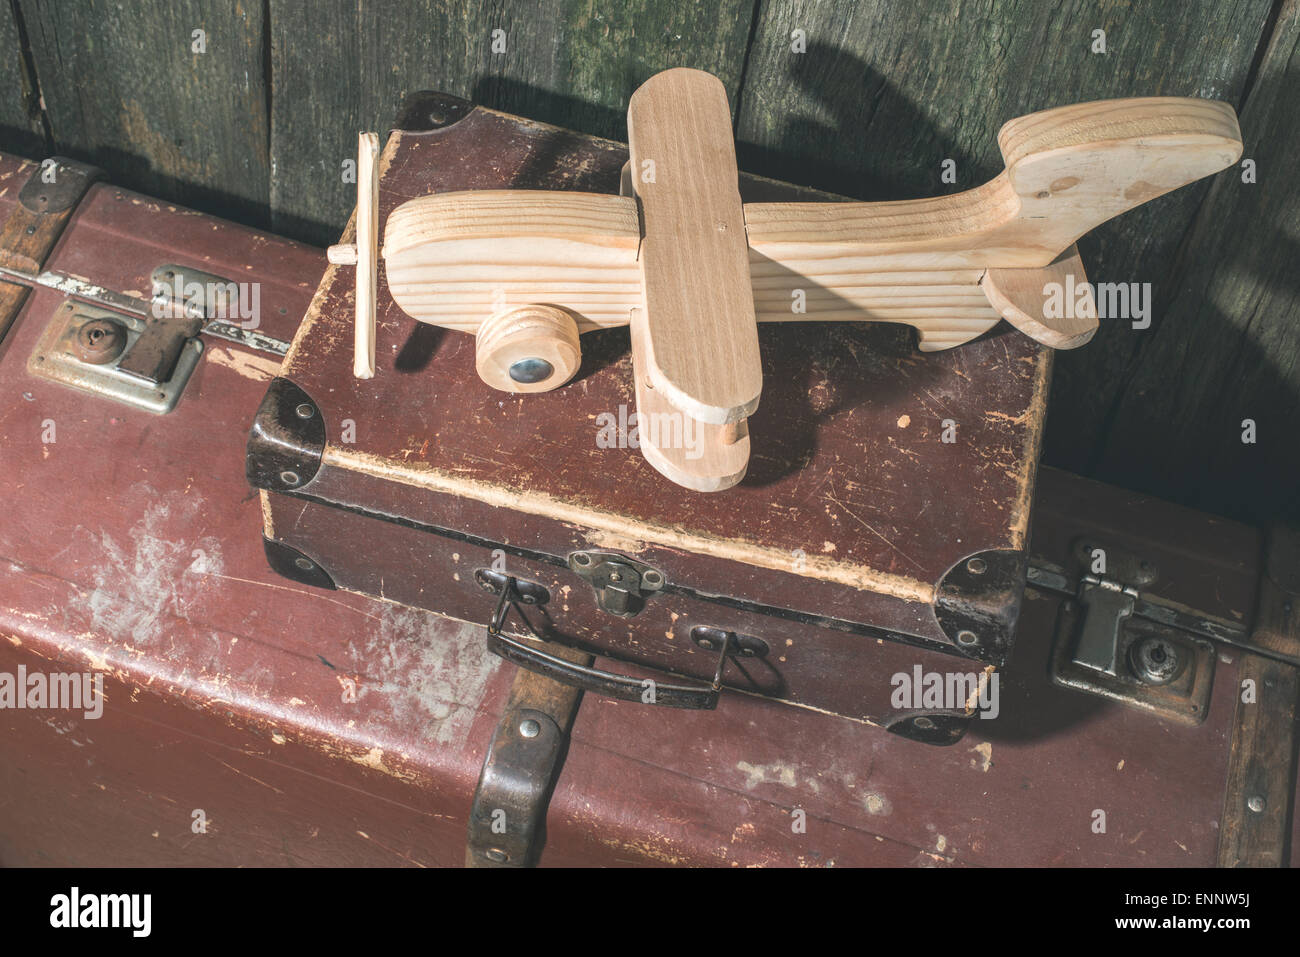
[265,0,363,245]
[736,0,1274,473]
[18,0,269,225]
[268,0,754,246]
[1097,0,1300,525]
[0,2,44,156]
[1217,525,1300,867]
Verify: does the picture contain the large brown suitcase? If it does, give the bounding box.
[0,143,1294,868]
[248,94,1050,737]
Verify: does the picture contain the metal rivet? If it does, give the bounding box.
[914,716,936,730]
[508,357,553,384]
[295,403,314,419]
[574,553,590,566]
[280,470,300,486]
[966,557,987,575]
[1247,795,1266,813]
[519,719,540,738]
[956,630,978,646]
[294,557,313,571]
[484,848,509,863]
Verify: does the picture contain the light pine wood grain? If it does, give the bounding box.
[744,98,1242,266]
[628,308,750,492]
[384,190,1000,347]
[627,68,762,426]
[382,96,1241,353]
[983,245,1098,349]
[354,132,379,379]
[327,133,381,377]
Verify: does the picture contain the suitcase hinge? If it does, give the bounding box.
[18,157,103,215]
[934,548,1025,663]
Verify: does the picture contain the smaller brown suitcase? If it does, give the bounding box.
[249,94,1051,739]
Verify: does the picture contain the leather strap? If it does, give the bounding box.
[466,641,592,867]
[0,156,102,341]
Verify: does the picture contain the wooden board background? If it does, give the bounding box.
[0,0,1295,526]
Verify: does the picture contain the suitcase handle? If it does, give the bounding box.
[485,576,724,710]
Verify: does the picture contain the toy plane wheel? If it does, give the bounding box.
[475,305,582,393]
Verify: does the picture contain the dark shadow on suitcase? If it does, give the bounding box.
[0,124,46,162]
[393,321,445,372]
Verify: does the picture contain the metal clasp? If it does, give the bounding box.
[567,550,664,617]
[28,301,203,414]
[1073,575,1140,675]
[1070,539,1157,675]
[1043,538,1215,724]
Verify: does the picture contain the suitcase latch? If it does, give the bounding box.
[568,551,664,617]
[1075,578,1147,676]
[27,301,204,414]
[1036,538,1217,724]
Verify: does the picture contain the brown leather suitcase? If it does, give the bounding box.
[247,93,1050,738]
[1,126,1295,868]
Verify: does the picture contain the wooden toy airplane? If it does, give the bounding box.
[327,69,1242,492]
